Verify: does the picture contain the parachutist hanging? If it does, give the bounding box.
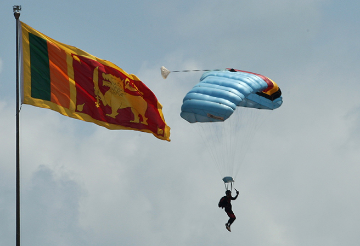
[177,68,283,230]
[218,189,239,232]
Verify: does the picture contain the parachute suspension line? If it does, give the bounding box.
[192,107,269,183]
[223,177,234,191]
[214,121,226,174]
[228,111,239,176]
[195,122,223,178]
[223,116,239,178]
[224,182,233,191]
[203,122,221,173]
[232,108,268,182]
[232,111,244,177]
[207,122,225,177]
[161,66,222,79]
[171,69,212,72]
[233,108,255,181]
[192,108,263,182]
[220,109,246,179]
[232,109,247,180]
[217,121,232,177]
[224,116,234,177]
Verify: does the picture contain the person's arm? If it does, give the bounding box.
[232,189,239,200]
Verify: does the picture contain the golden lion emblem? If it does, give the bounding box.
[93,67,148,125]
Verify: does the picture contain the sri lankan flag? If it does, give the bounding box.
[19,22,170,141]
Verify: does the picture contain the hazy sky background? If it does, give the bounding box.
[1,1,360,245]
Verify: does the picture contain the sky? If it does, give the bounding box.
[1,0,360,245]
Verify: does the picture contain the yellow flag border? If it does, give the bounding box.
[20,21,170,141]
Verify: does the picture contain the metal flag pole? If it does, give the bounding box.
[13,5,21,246]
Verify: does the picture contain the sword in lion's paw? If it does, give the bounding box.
[93,66,101,108]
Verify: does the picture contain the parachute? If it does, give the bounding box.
[180,68,283,189]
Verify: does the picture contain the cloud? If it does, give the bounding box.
[22,165,89,246]
[10,44,358,245]
[1,0,360,245]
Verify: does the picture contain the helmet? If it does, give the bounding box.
[225,190,231,195]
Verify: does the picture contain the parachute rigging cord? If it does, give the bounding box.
[161,66,222,79]
[192,107,268,184]
[223,176,234,191]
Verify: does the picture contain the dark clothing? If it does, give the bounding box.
[219,195,237,210]
[225,208,236,225]
[219,193,238,226]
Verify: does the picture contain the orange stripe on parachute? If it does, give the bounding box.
[227,68,280,94]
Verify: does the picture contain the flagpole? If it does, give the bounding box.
[13,5,21,246]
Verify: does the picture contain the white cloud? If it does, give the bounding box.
[22,165,88,245]
[1,0,360,245]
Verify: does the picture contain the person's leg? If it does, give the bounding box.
[228,215,236,225]
[227,211,236,225]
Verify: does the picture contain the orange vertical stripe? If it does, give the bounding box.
[47,41,70,109]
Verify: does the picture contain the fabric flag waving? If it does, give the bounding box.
[19,22,170,141]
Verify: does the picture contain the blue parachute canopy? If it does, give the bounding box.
[180,69,282,123]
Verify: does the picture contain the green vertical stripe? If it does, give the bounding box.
[29,33,51,101]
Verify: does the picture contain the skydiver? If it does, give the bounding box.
[218,189,239,232]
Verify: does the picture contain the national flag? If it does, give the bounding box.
[19,21,170,141]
